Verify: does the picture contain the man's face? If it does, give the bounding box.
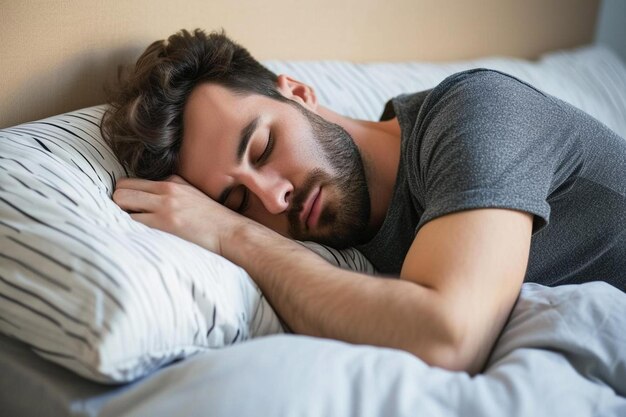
[178,82,371,248]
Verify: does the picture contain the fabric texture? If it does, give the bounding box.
[2,281,625,417]
[0,107,372,383]
[358,69,626,290]
[1,44,625,386]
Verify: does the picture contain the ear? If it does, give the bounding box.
[276,74,318,112]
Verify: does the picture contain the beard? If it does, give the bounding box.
[285,103,371,248]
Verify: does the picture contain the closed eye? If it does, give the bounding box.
[237,188,250,213]
[237,131,273,213]
[256,132,274,164]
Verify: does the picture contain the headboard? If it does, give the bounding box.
[1,0,599,128]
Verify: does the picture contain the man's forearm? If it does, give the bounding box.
[224,223,457,364]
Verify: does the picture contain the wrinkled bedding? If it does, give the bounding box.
[2,282,624,417]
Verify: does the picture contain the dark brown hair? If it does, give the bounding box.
[100,29,282,179]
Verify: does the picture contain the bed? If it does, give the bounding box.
[2,1,626,416]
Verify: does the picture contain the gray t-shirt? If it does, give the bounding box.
[357,69,626,291]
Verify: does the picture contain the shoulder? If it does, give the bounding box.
[424,69,549,116]
[415,69,556,138]
[436,68,546,98]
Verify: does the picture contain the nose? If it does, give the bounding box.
[241,168,293,214]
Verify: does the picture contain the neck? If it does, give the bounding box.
[317,105,402,236]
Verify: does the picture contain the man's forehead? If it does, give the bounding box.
[186,83,250,122]
[178,85,236,195]
[179,84,266,199]
[184,85,255,150]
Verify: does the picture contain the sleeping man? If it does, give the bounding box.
[103,29,626,374]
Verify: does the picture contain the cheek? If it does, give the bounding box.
[293,144,325,169]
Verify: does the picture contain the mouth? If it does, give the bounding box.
[299,186,322,230]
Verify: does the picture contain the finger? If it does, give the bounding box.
[113,188,162,213]
[165,174,190,185]
[115,177,163,193]
[129,212,161,230]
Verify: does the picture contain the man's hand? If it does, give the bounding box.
[112,176,532,375]
[113,175,249,256]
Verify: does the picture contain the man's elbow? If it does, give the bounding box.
[406,320,487,375]
[406,342,471,373]
[406,342,484,375]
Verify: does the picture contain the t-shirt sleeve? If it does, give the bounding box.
[408,69,565,235]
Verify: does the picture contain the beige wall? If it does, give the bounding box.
[1,0,599,128]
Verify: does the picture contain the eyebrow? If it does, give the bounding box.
[218,116,260,205]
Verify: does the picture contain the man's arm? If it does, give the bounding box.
[114,176,533,373]
[399,208,533,372]
[225,207,532,374]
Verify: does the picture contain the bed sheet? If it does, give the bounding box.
[2,282,625,417]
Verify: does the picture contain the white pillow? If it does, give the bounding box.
[0,107,374,383]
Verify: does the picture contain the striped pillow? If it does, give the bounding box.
[0,107,374,383]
